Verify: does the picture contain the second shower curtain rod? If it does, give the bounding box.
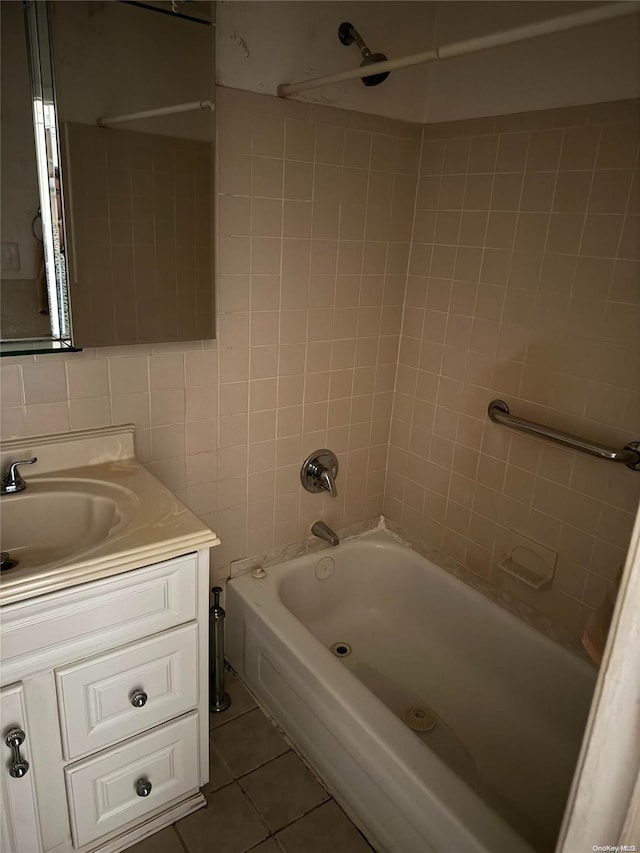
[277,1,640,98]
[97,100,214,128]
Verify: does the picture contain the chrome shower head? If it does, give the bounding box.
[338,22,390,87]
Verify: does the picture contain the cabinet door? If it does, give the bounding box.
[0,683,43,853]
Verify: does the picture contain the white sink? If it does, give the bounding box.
[1,478,139,571]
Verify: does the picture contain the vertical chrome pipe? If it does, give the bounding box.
[209,586,231,713]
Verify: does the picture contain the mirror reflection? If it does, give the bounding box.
[1,0,71,350]
[0,0,216,355]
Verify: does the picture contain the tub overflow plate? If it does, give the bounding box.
[315,557,334,580]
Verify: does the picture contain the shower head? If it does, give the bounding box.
[338,22,390,87]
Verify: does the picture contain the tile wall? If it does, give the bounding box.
[1,91,638,638]
[385,100,640,635]
[213,87,420,571]
[0,342,219,541]
[0,280,51,339]
[63,123,214,347]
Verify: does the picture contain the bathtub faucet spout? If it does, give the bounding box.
[311,520,339,546]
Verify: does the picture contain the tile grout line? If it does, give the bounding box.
[206,672,374,849]
[271,799,375,851]
[172,823,191,853]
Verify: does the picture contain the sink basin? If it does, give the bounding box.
[0,478,139,571]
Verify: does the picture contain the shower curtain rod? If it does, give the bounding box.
[277,1,640,98]
[97,99,214,127]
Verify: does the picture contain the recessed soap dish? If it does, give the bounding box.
[497,532,557,590]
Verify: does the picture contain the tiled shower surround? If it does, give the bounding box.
[214,87,420,571]
[386,99,640,635]
[1,89,638,639]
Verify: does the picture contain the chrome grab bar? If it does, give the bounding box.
[488,400,640,471]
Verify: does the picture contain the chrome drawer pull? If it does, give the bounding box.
[5,729,29,778]
[135,778,152,798]
[130,690,148,708]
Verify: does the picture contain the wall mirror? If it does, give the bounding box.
[0,0,216,356]
[1,0,73,354]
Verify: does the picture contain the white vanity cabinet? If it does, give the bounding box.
[0,549,211,853]
[1,682,44,853]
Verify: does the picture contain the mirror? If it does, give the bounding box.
[0,0,216,355]
[1,0,73,354]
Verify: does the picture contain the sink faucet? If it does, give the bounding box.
[311,520,339,546]
[1,457,37,495]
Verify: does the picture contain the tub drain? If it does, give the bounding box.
[403,704,437,732]
[0,552,18,571]
[330,642,352,658]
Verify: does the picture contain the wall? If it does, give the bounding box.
[1,86,420,582]
[216,1,640,125]
[386,99,640,636]
[213,87,419,571]
[216,1,434,123]
[62,123,213,346]
[51,1,215,140]
[2,92,638,637]
[425,2,640,123]
[0,341,219,546]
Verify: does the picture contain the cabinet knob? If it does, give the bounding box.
[130,690,148,708]
[135,778,152,798]
[5,728,29,778]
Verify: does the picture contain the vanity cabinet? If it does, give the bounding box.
[0,549,211,853]
[1,683,44,853]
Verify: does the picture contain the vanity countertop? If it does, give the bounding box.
[0,426,220,606]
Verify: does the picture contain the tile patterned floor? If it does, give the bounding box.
[130,670,374,853]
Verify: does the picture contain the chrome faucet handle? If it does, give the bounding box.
[301,450,339,497]
[318,467,337,498]
[1,457,37,494]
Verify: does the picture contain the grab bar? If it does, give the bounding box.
[487,400,640,471]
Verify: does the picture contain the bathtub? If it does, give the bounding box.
[225,531,596,853]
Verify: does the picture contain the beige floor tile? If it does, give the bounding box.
[210,669,258,730]
[210,708,288,777]
[204,737,234,793]
[246,841,280,853]
[239,751,329,832]
[127,827,184,853]
[275,801,372,853]
[176,783,269,853]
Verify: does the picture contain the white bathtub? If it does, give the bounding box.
[225,531,596,853]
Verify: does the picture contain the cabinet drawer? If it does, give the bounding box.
[56,623,199,760]
[65,712,199,848]
[1,554,197,678]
